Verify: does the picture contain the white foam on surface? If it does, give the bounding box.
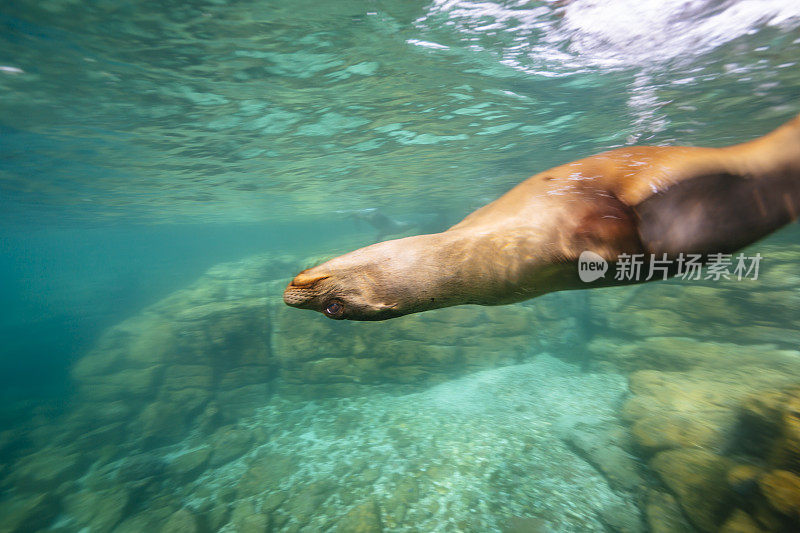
[416,0,800,72]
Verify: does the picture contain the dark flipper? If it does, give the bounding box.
[634,170,800,258]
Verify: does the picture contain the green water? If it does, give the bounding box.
[1,1,800,532]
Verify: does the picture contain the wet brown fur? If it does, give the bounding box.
[284,114,800,321]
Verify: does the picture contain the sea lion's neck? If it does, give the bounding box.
[394,227,554,311]
[375,231,479,312]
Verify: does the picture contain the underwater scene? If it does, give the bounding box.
[2,0,800,531]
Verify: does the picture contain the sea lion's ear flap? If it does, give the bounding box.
[290,271,330,287]
[634,171,800,258]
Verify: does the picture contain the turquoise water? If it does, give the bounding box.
[2,1,800,532]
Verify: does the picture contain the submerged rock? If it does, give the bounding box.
[208,425,255,467]
[335,500,382,533]
[111,506,176,533]
[560,421,643,492]
[115,453,166,485]
[7,244,799,532]
[645,490,694,533]
[719,510,767,533]
[502,516,554,533]
[651,448,733,532]
[588,244,800,350]
[162,508,199,533]
[596,499,645,533]
[617,342,800,532]
[759,470,800,520]
[235,453,298,498]
[63,487,129,533]
[273,302,541,391]
[45,355,635,533]
[12,446,87,492]
[230,500,269,533]
[59,252,562,462]
[165,446,212,482]
[0,493,58,533]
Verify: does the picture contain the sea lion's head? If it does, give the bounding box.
[283,235,451,321]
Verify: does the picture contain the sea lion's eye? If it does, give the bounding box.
[324,300,344,318]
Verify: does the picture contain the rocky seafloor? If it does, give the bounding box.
[2,241,800,532]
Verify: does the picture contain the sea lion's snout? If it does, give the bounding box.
[283,270,329,308]
[282,285,310,307]
[283,262,406,321]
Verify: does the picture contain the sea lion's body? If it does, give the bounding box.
[284,114,800,321]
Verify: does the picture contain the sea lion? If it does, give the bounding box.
[284,113,800,321]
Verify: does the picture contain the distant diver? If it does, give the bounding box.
[344,208,414,241]
[285,113,800,321]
